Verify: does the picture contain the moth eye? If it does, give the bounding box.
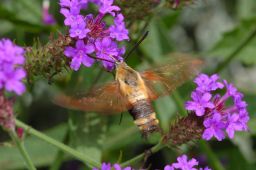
[124,79,129,84]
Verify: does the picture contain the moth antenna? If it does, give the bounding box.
[124,31,149,59]
[108,55,118,63]
[87,54,116,64]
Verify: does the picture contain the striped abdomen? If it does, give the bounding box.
[128,99,160,137]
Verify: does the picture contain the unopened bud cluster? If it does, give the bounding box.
[25,33,72,83]
[0,91,15,131]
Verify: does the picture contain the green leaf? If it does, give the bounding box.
[237,0,256,19]
[0,5,54,33]
[154,96,176,131]
[161,10,180,29]
[68,112,105,162]
[208,17,256,65]
[248,117,256,135]
[220,147,255,170]
[103,111,142,151]
[244,94,256,115]
[233,133,256,163]
[140,17,175,62]
[104,124,139,151]
[0,124,67,169]
[140,18,164,61]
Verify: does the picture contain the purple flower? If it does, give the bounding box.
[171,155,198,170]
[199,167,212,170]
[85,14,109,39]
[60,0,76,8]
[203,113,226,141]
[60,0,82,12]
[225,113,244,138]
[165,155,212,170]
[238,110,249,130]
[172,0,180,8]
[42,0,56,25]
[64,40,95,71]
[223,80,237,97]
[99,0,120,16]
[95,37,123,70]
[59,0,71,7]
[0,39,24,64]
[113,164,131,170]
[164,165,174,170]
[60,8,84,27]
[42,9,56,25]
[3,68,26,95]
[222,81,247,112]
[69,22,90,39]
[194,74,224,93]
[185,91,214,116]
[233,93,247,110]
[0,38,26,95]
[92,162,111,170]
[186,73,249,141]
[59,0,129,71]
[109,14,129,41]
[93,162,131,170]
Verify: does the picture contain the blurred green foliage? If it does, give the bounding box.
[0,0,256,170]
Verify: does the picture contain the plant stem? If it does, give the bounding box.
[9,130,36,170]
[120,142,165,167]
[49,130,69,170]
[214,27,256,73]
[199,141,225,170]
[15,119,101,168]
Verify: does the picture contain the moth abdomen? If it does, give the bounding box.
[128,99,160,137]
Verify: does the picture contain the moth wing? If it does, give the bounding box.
[54,81,129,114]
[141,53,204,100]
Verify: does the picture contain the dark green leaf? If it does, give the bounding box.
[0,124,67,169]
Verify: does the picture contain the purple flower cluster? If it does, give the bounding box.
[0,38,26,95]
[173,0,180,8]
[94,155,211,170]
[164,154,211,170]
[185,74,249,141]
[60,0,129,71]
[42,0,56,25]
[92,162,131,170]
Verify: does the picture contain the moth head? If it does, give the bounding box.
[115,62,139,87]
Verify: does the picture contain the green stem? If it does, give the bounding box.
[49,149,66,170]
[199,141,225,170]
[120,142,165,167]
[214,26,256,73]
[9,130,36,170]
[15,119,101,168]
[49,130,69,170]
